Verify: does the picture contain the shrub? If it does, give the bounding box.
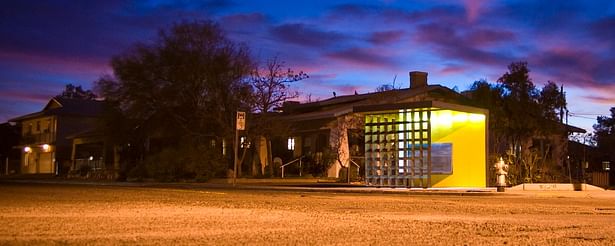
[127,144,228,182]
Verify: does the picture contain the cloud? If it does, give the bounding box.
[270,23,349,48]
[590,16,615,48]
[583,95,615,105]
[325,47,398,69]
[463,0,486,23]
[414,23,514,66]
[466,29,515,46]
[0,90,52,104]
[368,30,405,45]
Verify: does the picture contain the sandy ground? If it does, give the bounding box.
[1,183,614,245]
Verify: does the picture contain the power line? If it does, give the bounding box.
[570,113,605,116]
[568,115,596,120]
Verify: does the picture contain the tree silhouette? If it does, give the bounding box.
[95,20,253,180]
[57,84,97,100]
[593,107,615,169]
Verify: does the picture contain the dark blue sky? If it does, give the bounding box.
[1,0,614,131]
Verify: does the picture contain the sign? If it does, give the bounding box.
[236,111,246,130]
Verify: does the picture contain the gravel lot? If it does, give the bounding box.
[1,182,614,245]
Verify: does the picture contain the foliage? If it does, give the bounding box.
[593,107,615,163]
[57,83,97,100]
[96,20,253,144]
[539,81,567,121]
[303,148,336,177]
[95,20,254,176]
[467,62,569,184]
[375,84,395,92]
[129,144,226,182]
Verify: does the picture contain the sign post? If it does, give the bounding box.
[233,111,246,187]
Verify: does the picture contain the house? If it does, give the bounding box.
[9,97,104,175]
[272,71,489,188]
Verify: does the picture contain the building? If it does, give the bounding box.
[9,97,104,175]
[274,71,489,188]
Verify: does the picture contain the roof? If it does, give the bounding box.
[280,84,478,122]
[9,97,105,122]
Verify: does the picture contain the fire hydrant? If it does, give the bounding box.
[494,157,508,192]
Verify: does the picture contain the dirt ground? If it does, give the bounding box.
[1,183,614,245]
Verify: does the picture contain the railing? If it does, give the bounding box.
[75,159,105,170]
[349,159,361,180]
[281,156,304,178]
[20,132,56,144]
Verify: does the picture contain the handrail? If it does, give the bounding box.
[281,156,304,178]
[350,159,361,181]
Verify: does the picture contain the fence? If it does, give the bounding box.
[588,172,609,188]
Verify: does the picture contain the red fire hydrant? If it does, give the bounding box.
[494,157,508,192]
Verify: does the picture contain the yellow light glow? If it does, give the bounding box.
[453,113,468,122]
[469,113,485,122]
[42,144,50,152]
[24,146,32,153]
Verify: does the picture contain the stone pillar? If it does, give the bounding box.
[328,116,350,178]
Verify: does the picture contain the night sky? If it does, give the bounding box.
[1,0,614,132]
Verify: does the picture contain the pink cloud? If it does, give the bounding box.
[583,95,615,105]
[368,30,405,45]
[0,90,53,104]
[0,50,111,77]
[464,0,485,23]
[440,65,466,75]
[325,47,398,69]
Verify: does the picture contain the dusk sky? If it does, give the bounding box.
[1,0,614,132]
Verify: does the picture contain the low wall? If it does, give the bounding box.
[509,183,605,191]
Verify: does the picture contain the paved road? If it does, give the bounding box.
[1,182,614,245]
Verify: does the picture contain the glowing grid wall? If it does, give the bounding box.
[364,108,486,188]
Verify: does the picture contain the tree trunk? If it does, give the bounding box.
[267,139,273,177]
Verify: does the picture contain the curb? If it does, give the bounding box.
[0,179,503,196]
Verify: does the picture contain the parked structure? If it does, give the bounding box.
[9,97,104,175]
[275,71,489,188]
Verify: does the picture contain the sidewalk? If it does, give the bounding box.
[3,175,614,198]
[1,175,499,196]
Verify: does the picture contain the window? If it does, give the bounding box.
[603,161,610,171]
[36,121,40,131]
[288,137,295,150]
[431,143,452,174]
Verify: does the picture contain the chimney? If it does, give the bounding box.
[409,71,428,89]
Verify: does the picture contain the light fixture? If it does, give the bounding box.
[24,146,32,153]
[42,144,50,152]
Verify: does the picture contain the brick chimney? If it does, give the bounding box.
[409,71,428,89]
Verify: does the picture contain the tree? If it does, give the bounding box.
[594,107,615,166]
[57,84,97,100]
[246,57,308,176]
[95,20,253,180]
[539,81,567,122]
[467,62,570,184]
[250,56,307,113]
[375,84,395,92]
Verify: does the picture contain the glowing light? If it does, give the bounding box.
[287,137,295,150]
[453,113,468,122]
[42,144,50,152]
[469,113,485,122]
[24,146,32,153]
[89,156,94,161]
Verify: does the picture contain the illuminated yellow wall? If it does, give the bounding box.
[430,110,486,188]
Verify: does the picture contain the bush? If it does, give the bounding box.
[304,148,336,177]
[126,144,227,182]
